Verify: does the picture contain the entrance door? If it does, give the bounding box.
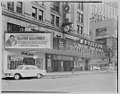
[52,61,58,72]
[52,61,61,72]
[23,58,35,65]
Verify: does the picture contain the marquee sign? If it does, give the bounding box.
[5,33,52,49]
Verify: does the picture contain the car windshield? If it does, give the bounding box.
[17,65,24,69]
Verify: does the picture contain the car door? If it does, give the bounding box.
[30,66,39,76]
[22,66,31,77]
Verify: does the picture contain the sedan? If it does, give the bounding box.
[3,65,46,80]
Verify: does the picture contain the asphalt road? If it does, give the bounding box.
[2,71,117,93]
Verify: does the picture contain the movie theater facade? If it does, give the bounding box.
[3,32,106,72]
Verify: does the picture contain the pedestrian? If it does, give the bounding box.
[72,68,74,74]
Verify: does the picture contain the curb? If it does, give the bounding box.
[44,70,116,79]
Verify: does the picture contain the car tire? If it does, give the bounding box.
[37,74,41,79]
[14,74,20,80]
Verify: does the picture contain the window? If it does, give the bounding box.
[32,7,37,18]
[31,66,37,70]
[7,23,25,32]
[7,2,14,11]
[78,3,83,11]
[51,2,60,12]
[51,14,55,25]
[56,16,59,26]
[80,26,83,34]
[96,28,107,36]
[16,2,22,14]
[17,65,24,69]
[24,67,30,70]
[77,25,83,34]
[77,12,83,23]
[8,56,23,70]
[39,10,43,21]
[77,25,80,34]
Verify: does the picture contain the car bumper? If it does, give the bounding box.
[3,73,14,78]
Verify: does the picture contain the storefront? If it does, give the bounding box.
[46,54,78,72]
[3,33,52,71]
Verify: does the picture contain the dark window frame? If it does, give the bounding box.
[32,7,37,19]
[78,3,83,11]
[16,1,22,14]
[77,12,83,23]
[7,22,25,33]
[56,16,59,27]
[39,9,44,21]
[7,2,14,11]
[51,14,55,25]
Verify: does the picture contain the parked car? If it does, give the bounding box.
[93,66,101,70]
[3,65,46,80]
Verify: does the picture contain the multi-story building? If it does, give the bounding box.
[89,2,118,69]
[1,1,106,74]
[89,2,118,22]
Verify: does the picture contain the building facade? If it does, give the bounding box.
[90,18,118,69]
[89,1,118,70]
[89,2,118,23]
[2,1,106,74]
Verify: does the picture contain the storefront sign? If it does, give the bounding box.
[53,54,74,61]
[5,33,52,49]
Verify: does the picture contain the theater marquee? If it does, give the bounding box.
[5,33,52,49]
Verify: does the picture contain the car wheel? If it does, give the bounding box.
[37,74,41,79]
[14,74,20,80]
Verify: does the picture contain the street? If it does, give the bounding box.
[2,71,117,93]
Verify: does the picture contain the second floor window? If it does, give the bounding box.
[51,14,55,25]
[7,2,14,11]
[77,12,83,23]
[56,16,59,27]
[7,23,25,33]
[51,2,60,12]
[39,10,43,21]
[32,7,37,18]
[16,2,22,14]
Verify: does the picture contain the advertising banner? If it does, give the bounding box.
[5,33,52,49]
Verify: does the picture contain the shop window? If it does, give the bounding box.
[56,16,59,27]
[7,2,14,11]
[7,22,25,32]
[8,56,23,70]
[39,9,43,21]
[32,7,37,18]
[77,12,83,23]
[51,2,60,12]
[16,1,22,14]
[51,14,55,25]
[78,3,83,11]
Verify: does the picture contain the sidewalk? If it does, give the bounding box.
[44,70,117,79]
